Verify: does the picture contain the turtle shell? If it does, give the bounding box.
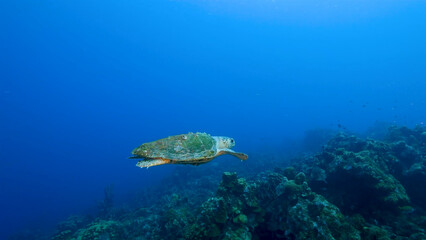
[131,132,217,161]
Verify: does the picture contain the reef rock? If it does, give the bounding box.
[297,133,410,219]
[46,125,426,240]
[186,171,360,240]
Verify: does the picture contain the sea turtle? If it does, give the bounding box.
[130,132,248,168]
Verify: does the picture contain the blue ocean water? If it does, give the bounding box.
[1,0,426,239]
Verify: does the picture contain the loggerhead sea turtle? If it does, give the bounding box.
[130,132,248,168]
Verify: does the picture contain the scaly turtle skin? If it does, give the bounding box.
[130,132,248,168]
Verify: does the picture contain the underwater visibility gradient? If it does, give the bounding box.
[1,0,426,239]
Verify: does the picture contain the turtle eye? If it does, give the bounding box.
[231,139,234,143]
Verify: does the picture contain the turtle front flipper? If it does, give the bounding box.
[218,150,248,160]
[136,159,171,168]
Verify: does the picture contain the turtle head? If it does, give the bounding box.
[216,137,235,149]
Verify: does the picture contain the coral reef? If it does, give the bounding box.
[387,126,426,209]
[296,133,410,218]
[21,125,426,240]
[52,215,91,240]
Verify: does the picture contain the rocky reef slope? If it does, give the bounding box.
[14,125,426,240]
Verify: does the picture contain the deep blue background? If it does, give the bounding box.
[1,0,426,238]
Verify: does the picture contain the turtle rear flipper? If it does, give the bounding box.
[137,159,171,168]
[219,150,248,160]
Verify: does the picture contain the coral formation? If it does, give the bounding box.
[25,125,426,239]
[296,133,410,218]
